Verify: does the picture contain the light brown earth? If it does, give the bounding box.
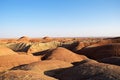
[0,36,120,80]
[42,47,88,63]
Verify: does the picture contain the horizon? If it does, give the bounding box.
[0,0,120,38]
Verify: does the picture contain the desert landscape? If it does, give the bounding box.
[0,36,120,80]
[1,0,120,80]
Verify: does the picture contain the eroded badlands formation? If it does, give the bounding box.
[0,36,120,80]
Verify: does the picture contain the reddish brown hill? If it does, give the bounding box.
[17,36,30,42]
[43,36,52,40]
[0,70,57,80]
[42,47,88,63]
[99,57,120,66]
[73,40,99,51]
[30,38,42,43]
[88,38,120,48]
[76,43,120,60]
[27,41,61,54]
[0,54,40,72]
[12,60,73,72]
[42,36,53,42]
[12,60,73,77]
[0,47,17,56]
[54,59,120,80]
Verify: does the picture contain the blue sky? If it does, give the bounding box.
[0,0,120,38]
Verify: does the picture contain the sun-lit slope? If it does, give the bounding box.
[42,47,88,63]
[0,54,40,72]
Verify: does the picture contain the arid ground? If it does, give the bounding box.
[0,36,120,80]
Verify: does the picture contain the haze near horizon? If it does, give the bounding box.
[0,0,120,38]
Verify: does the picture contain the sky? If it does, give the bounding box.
[0,0,120,38]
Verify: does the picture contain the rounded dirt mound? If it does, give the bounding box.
[0,54,40,72]
[17,36,30,42]
[12,60,73,72]
[27,41,61,54]
[87,39,120,48]
[0,47,17,56]
[12,60,73,77]
[74,41,97,51]
[7,42,31,52]
[42,47,88,63]
[77,43,120,60]
[99,57,120,66]
[54,59,120,80]
[0,70,57,80]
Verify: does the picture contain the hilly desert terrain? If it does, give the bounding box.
[0,36,120,80]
